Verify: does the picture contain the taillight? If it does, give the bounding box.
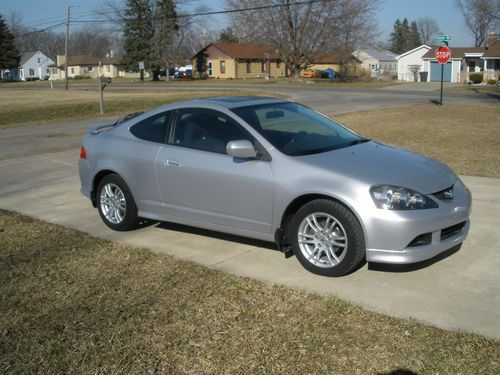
[80,146,87,160]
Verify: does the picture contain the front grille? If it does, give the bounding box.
[433,185,454,201]
[407,232,432,247]
[441,222,466,241]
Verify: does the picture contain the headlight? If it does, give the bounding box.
[370,185,438,210]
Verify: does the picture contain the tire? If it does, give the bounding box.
[289,199,365,277]
[96,174,139,231]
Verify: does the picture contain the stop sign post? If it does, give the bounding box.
[435,45,451,105]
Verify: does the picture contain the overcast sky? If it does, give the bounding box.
[1,0,475,47]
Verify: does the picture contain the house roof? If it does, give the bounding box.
[360,48,397,61]
[56,54,123,67]
[396,45,431,59]
[195,42,280,60]
[19,52,38,66]
[422,46,486,59]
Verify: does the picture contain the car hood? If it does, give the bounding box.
[297,141,456,194]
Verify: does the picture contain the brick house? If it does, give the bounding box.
[192,42,286,79]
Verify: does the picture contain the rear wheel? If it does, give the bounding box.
[289,199,365,276]
[96,174,138,231]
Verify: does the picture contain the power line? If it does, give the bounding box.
[15,0,333,36]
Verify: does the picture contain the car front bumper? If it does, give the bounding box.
[363,179,472,264]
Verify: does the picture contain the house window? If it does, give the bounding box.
[70,67,74,74]
[38,58,41,63]
[246,60,251,73]
[29,68,35,76]
[106,65,110,73]
[207,61,213,76]
[276,60,280,68]
[261,61,265,73]
[220,60,226,74]
[52,68,58,74]
[88,66,93,72]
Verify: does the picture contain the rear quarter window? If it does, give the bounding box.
[130,112,170,143]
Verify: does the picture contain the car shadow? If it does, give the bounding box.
[154,221,279,251]
[368,243,462,273]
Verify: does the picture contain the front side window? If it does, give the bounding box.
[130,112,170,143]
[233,102,364,156]
[246,60,251,73]
[29,68,35,76]
[172,108,252,154]
[220,60,226,74]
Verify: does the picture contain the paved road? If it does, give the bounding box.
[1,85,499,340]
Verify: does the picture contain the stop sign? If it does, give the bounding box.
[435,46,451,64]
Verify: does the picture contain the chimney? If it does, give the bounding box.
[487,32,498,49]
[56,54,65,67]
[110,50,114,58]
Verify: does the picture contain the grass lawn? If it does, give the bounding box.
[0,88,282,128]
[335,103,500,178]
[0,210,499,374]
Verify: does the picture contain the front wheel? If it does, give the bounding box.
[96,174,138,231]
[289,199,365,277]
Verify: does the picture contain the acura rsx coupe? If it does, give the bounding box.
[79,96,471,276]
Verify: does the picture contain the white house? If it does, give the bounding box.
[17,51,55,81]
[354,48,398,78]
[396,45,431,82]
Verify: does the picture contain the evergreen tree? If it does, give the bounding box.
[389,19,404,54]
[122,0,153,75]
[219,27,239,43]
[0,14,20,72]
[409,21,422,50]
[388,18,422,54]
[150,0,177,81]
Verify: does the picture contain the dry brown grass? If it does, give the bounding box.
[0,89,282,127]
[335,103,500,177]
[1,210,499,374]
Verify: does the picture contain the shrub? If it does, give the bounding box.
[73,75,83,80]
[192,71,208,80]
[469,73,483,84]
[487,79,497,85]
[25,77,40,82]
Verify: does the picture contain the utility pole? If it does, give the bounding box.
[98,62,104,114]
[64,5,70,90]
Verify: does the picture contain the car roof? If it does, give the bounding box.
[184,96,287,109]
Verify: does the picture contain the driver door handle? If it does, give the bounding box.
[164,160,181,167]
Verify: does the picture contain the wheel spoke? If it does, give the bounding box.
[327,246,341,263]
[297,212,349,269]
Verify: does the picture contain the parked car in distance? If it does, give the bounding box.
[180,69,192,79]
[79,97,471,276]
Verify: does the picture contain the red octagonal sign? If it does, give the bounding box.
[435,46,451,64]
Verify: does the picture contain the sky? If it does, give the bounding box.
[0,0,475,47]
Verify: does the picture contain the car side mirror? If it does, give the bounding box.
[226,140,257,159]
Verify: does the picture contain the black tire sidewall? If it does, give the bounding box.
[96,174,138,231]
[290,199,365,277]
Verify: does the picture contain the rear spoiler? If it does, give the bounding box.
[88,111,145,134]
[88,123,115,134]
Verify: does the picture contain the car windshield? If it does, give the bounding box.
[232,102,367,156]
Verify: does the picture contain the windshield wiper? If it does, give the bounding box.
[344,138,371,147]
[289,138,371,156]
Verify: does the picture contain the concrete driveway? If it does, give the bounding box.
[1,125,499,341]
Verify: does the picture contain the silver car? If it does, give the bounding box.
[79,97,471,276]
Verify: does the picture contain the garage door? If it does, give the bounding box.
[430,61,452,82]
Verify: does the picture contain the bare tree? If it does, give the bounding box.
[456,0,500,46]
[225,0,380,79]
[416,17,441,45]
